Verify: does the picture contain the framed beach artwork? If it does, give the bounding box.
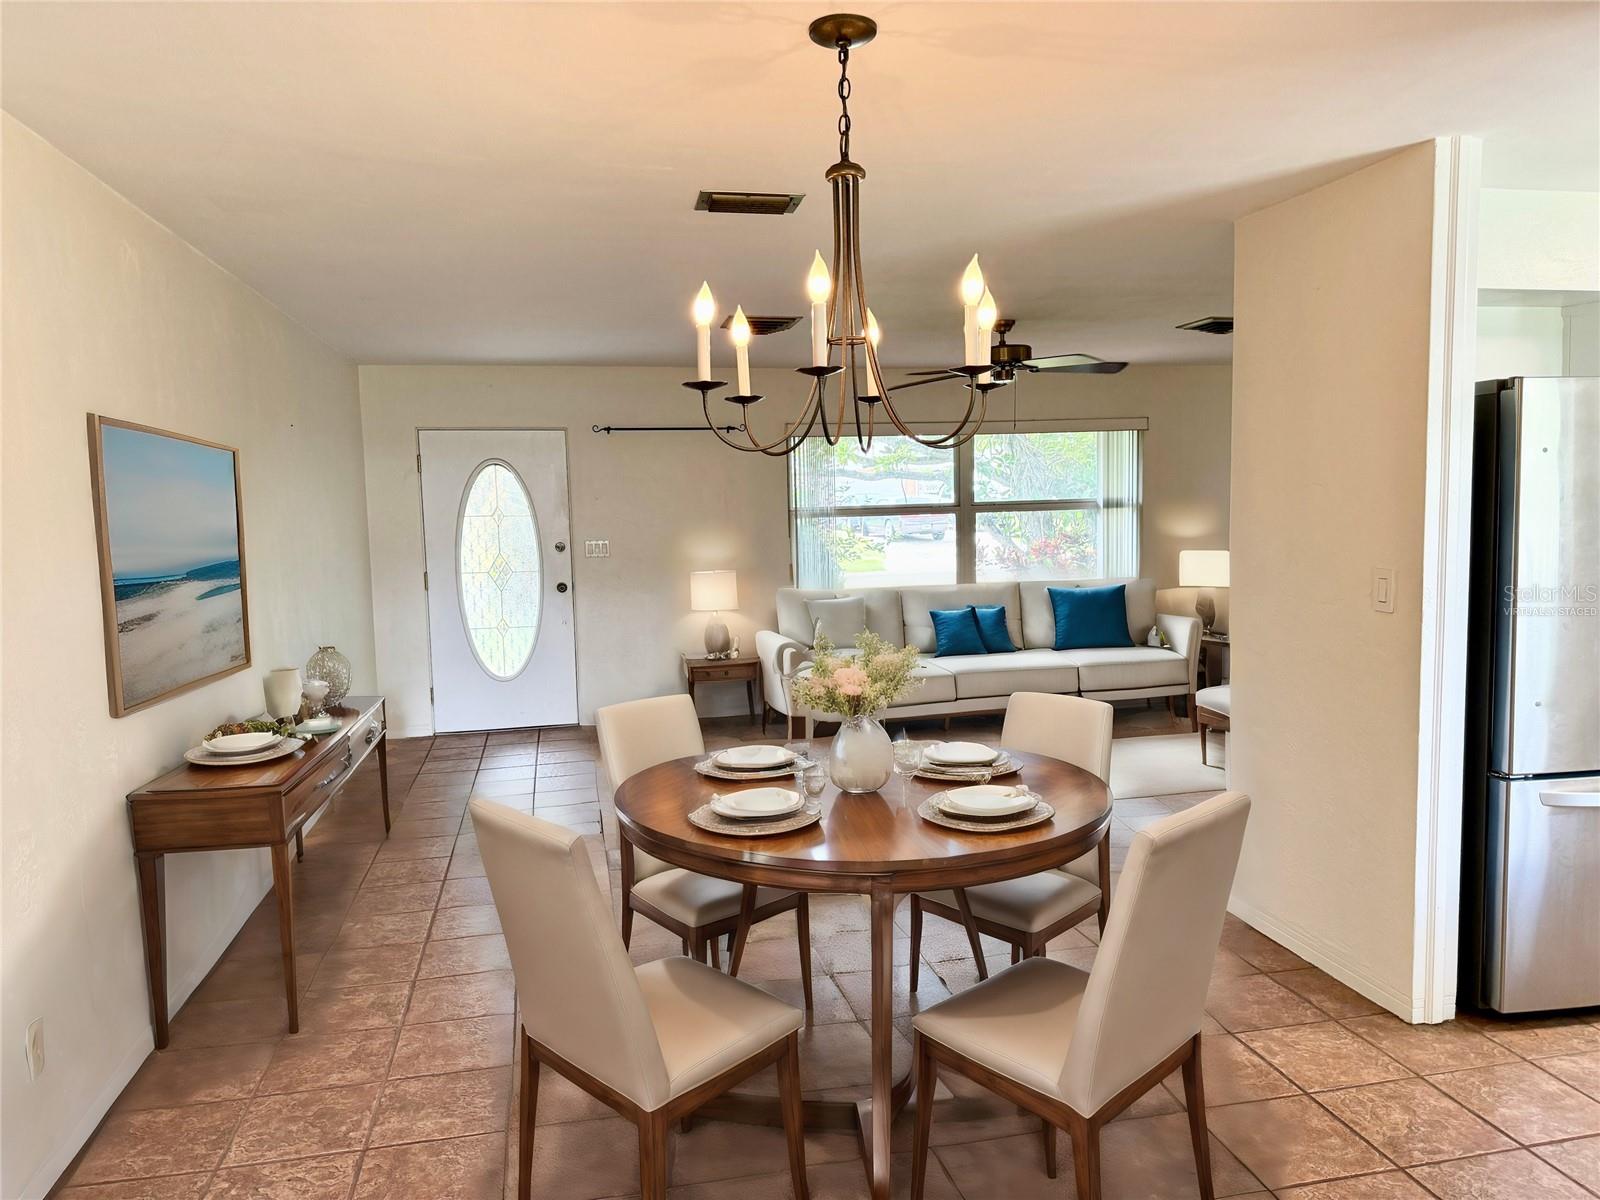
[87,415,251,716]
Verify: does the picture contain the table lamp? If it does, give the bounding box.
[1179,550,1229,633]
[690,569,738,657]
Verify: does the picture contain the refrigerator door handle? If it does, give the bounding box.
[1540,790,1600,809]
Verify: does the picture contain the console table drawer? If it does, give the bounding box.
[696,665,752,682]
[286,740,356,828]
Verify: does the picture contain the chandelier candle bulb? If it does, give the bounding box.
[977,287,998,382]
[866,308,881,349]
[692,281,716,380]
[961,254,986,365]
[806,250,832,367]
[730,305,753,395]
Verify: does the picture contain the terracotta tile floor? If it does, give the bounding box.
[56,710,1600,1199]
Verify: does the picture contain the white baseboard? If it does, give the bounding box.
[19,1030,151,1199]
[21,870,269,1198]
[1228,895,1423,1023]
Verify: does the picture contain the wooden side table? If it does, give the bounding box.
[127,695,389,1048]
[1200,633,1231,690]
[682,654,763,726]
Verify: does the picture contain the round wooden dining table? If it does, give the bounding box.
[613,744,1112,1200]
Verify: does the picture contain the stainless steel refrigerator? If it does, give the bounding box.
[1461,377,1600,1014]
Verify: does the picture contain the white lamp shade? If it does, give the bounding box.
[690,570,738,612]
[1179,550,1230,588]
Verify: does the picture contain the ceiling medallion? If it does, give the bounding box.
[684,13,1006,456]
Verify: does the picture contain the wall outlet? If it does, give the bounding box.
[24,1018,43,1079]
[1372,566,1396,614]
[584,539,610,558]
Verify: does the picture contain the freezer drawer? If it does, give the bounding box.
[1484,774,1600,1013]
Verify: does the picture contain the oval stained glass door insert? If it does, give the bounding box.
[456,461,542,680]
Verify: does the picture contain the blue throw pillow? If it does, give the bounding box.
[930,607,986,657]
[970,605,1016,653]
[1049,585,1134,650]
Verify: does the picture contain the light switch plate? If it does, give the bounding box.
[584,539,610,558]
[1373,566,1396,614]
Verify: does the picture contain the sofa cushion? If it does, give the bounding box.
[935,650,1081,700]
[901,584,1022,653]
[1020,578,1156,649]
[1049,584,1135,650]
[1196,685,1230,716]
[776,587,905,646]
[972,605,1017,654]
[807,596,867,647]
[931,608,987,657]
[1065,646,1187,692]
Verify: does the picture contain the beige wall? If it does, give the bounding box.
[358,364,1229,735]
[1,117,375,1197]
[1229,142,1444,1019]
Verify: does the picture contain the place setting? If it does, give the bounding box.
[911,740,1022,782]
[183,720,308,767]
[693,741,811,780]
[917,782,1055,834]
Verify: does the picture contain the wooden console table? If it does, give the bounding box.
[127,695,389,1049]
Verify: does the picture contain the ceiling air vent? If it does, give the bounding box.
[695,190,805,216]
[1176,316,1234,335]
[720,314,802,336]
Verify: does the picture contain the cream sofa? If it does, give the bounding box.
[756,578,1201,728]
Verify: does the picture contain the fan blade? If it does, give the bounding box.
[1026,352,1128,374]
[1041,360,1128,374]
[904,369,962,377]
[887,374,961,392]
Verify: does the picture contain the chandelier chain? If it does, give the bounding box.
[836,41,852,161]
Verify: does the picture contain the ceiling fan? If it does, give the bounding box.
[890,318,1128,391]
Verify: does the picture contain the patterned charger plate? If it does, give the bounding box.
[688,801,823,838]
[184,737,306,767]
[912,750,1020,781]
[694,759,808,782]
[917,795,1055,833]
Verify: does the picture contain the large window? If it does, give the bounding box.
[790,427,1143,589]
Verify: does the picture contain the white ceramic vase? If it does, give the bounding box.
[264,667,303,720]
[828,714,894,794]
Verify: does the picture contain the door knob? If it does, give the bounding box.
[556,582,568,593]
[554,541,566,552]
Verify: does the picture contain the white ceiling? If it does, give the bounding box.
[3,2,1597,368]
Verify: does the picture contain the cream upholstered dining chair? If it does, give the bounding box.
[597,694,812,1009]
[909,790,1251,1200]
[908,692,1114,987]
[471,803,810,1200]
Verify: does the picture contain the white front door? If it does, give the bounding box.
[419,429,578,732]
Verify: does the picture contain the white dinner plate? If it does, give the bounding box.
[923,741,1000,767]
[710,787,805,821]
[938,785,1038,819]
[201,732,282,756]
[713,745,797,771]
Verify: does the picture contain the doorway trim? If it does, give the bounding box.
[415,425,581,732]
[1411,135,1481,1024]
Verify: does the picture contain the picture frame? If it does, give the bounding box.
[87,414,252,717]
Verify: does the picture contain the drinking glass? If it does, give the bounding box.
[798,762,828,804]
[892,738,924,800]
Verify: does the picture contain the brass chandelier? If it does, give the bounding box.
[684,13,1006,456]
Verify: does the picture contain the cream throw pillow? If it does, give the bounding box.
[807,595,868,648]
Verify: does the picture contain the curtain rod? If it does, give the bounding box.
[591,424,745,434]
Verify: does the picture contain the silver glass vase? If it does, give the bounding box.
[305,644,352,707]
[828,714,894,793]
